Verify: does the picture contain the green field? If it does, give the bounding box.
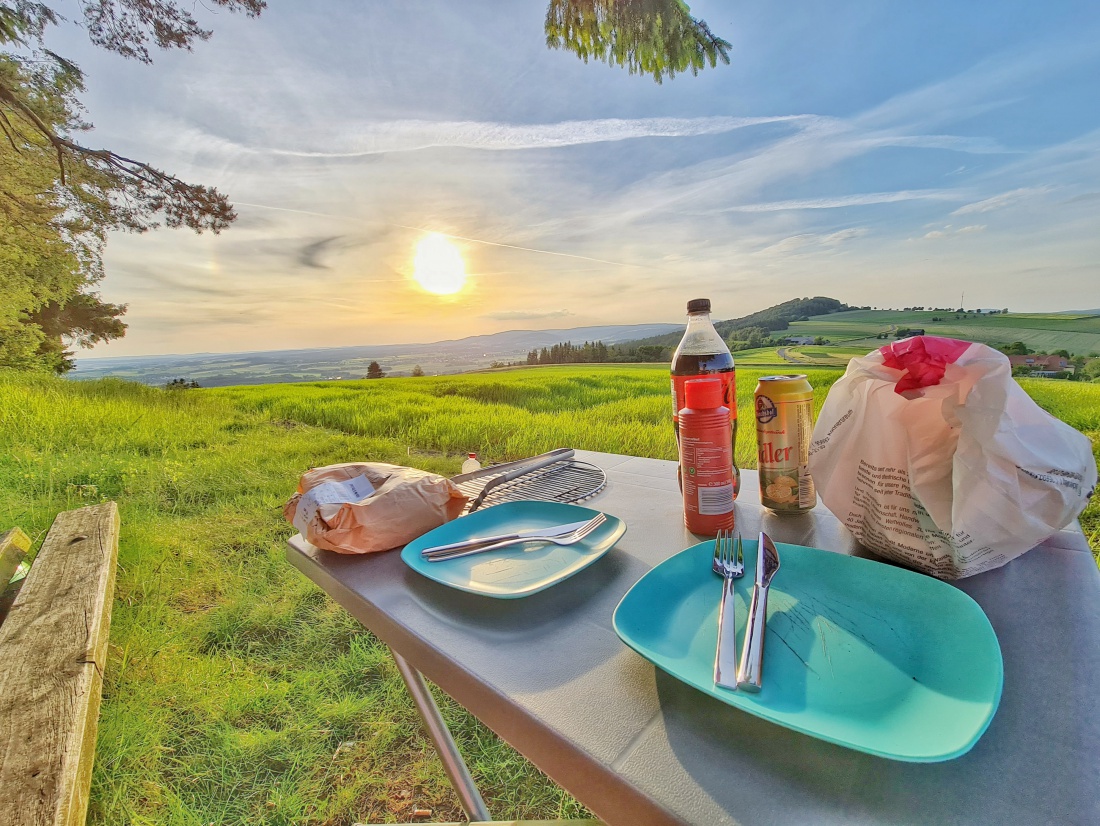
[783,309,1100,353]
[2,366,1097,825]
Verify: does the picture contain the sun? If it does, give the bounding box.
[412,233,466,295]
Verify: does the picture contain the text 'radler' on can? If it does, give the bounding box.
[755,374,817,513]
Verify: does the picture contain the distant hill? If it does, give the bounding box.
[782,309,1100,355]
[68,303,1100,388]
[71,322,682,386]
[623,296,850,349]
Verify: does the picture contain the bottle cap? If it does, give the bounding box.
[684,377,723,409]
[686,298,711,314]
[468,453,477,458]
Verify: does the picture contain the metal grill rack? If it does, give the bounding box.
[451,448,607,514]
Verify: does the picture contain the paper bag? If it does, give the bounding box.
[808,336,1097,579]
[284,462,468,554]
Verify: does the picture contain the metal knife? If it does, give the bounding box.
[735,531,781,692]
[419,519,593,557]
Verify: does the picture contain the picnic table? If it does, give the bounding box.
[287,450,1100,825]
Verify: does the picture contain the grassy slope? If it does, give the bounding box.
[785,310,1100,353]
[1,366,1096,825]
[1,374,582,825]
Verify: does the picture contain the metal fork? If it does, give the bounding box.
[423,513,607,562]
[713,530,744,689]
[711,530,744,579]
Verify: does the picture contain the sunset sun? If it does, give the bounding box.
[413,233,466,295]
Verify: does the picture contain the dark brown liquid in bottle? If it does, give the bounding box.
[672,353,735,373]
[672,351,736,436]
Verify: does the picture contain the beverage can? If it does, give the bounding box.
[754,375,816,513]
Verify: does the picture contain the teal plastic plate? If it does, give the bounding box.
[402,501,625,599]
[613,540,1003,762]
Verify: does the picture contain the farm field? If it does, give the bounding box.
[778,346,873,367]
[716,346,791,366]
[1,365,1097,825]
[784,309,1100,353]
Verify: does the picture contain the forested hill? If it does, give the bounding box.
[623,296,850,348]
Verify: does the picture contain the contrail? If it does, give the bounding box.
[234,201,655,270]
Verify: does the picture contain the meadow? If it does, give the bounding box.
[1,365,1097,825]
[784,309,1100,353]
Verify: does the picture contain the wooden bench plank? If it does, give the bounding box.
[0,503,120,826]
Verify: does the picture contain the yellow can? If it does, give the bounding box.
[754,375,816,513]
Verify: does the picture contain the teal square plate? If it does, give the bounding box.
[402,501,625,598]
[613,539,1003,762]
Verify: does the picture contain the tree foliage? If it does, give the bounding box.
[525,339,671,365]
[0,0,265,372]
[366,361,385,379]
[527,340,610,364]
[545,0,731,84]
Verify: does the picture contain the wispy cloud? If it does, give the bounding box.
[758,227,869,255]
[725,190,961,212]
[209,115,813,158]
[951,187,1052,215]
[483,309,572,321]
[919,224,987,240]
[854,134,1011,154]
[297,236,343,269]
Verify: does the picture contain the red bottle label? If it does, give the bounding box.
[679,409,735,534]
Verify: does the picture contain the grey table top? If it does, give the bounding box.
[287,450,1100,826]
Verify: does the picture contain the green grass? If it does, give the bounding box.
[786,310,1100,353]
[1,365,1096,825]
[780,346,873,366]
[720,347,791,365]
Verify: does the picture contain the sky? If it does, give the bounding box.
[50,0,1100,357]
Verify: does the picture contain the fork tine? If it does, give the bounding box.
[573,513,605,540]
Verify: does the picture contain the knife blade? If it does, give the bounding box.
[735,531,781,692]
[419,519,593,557]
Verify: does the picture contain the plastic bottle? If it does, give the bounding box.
[461,453,482,474]
[671,298,740,497]
[678,378,736,535]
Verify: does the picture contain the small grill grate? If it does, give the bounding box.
[452,449,606,514]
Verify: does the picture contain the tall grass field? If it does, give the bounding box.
[1,365,1097,825]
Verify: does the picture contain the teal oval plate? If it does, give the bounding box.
[402,501,625,599]
[613,540,1003,762]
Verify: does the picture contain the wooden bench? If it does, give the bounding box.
[0,503,120,826]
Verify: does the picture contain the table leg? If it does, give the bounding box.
[391,648,492,822]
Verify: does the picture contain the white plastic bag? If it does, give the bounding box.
[808,336,1097,579]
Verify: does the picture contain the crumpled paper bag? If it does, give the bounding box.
[808,336,1097,579]
[284,462,468,553]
